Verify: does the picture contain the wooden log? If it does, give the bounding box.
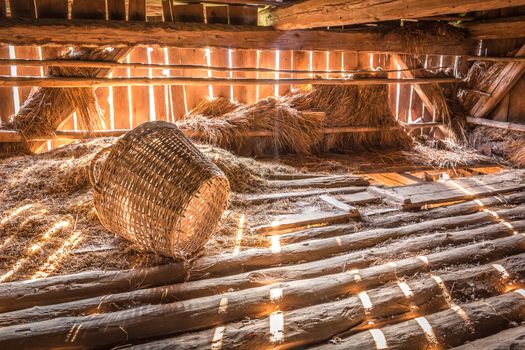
[0,76,462,88]
[236,186,367,205]
[462,15,525,40]
[1,234,524,349]
[372,191,525,228]
[253,211,356,235]
[0,19,475,55]
[188,210,500,278]
[0,264,186,314]
[312,290,525,349]
[0,58,453,75]
[267,175,369,189]
[467,55,525,63]
[124,254,525,350]
[0,123,444,143]
[1,218,523,330]
[262,0,525,30]
[466,116,525,132]
[338,191,382,205]
[453,325,525,350]
[277,204,523,244]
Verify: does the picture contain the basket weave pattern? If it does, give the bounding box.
[90,121,230,259]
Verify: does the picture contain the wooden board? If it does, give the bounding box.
[339,191,381,205]
[369,170,525,209]
[253,211,355,235]
[237,186,367,205]
[268,175,369,189]
[36,0,68,18]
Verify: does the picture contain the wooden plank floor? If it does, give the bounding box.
[0,172,525,349]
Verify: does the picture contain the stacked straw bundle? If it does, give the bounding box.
[178,83,413,156]
[1,47,127,154]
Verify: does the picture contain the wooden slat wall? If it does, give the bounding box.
[206,5,230,102]
[5,1,510,149]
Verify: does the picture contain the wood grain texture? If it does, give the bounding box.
[0,19,476,55]
[265,0,525,30]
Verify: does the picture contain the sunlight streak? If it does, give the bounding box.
[369,329,388,350]
[269,311,284,343]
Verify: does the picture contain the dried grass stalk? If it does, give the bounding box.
[179,83,413,156]
[470,126,525,167]
[459,61,505,112]
[2,47,120,153]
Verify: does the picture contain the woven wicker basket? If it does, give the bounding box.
[89,121,230,259]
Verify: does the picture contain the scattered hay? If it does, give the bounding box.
[289,84,413,151]
[0,137,301,281]
[408,137,491,168]
[469,126,525,167]
[189,97,241,118]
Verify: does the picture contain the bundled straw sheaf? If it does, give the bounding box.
[459,61,505,112]
[179,83,412,156]
[2,47,121,153]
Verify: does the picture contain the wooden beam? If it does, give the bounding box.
[264,0,525,30]
[0,76,461,88]
[469,43,525,118]
[467,116,525,132]
[0,123,445,143]
[0,18,475,55]
[463,15,525,40]
[0,58,457,75]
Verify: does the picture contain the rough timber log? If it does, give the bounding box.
[0,123,441,143]
[462,15,525,40]
[372,191,525,228]
[1,220,523,328]
[1,198,523,314]
[279,206,524,244]
[453,325,525,349]
[263,0,525,30]
[190,211,495,278]
[0,19,475,55]
[466,116,525,132]
[0,76,462,88]
[312,290,525,349]
[127,254,525,350]
[0,235,524,349]
[0,58,462,75]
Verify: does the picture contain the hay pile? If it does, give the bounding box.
[179,84,413,156]
[0,137,299,281]
[469,126,525,167]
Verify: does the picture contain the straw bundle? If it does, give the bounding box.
[1,47,124,153]
[459,61,505,112]
[289,84,413,151]
[180,96,325,156]
[180,84,412,156]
